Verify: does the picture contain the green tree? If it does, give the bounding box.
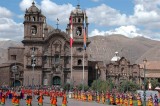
[63,83,74,91]
[77,84,89,91]
[91,79,115,92]
[118,80,140,92]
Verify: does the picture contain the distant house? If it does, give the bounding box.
[139,61,160,83]
[105,53,141,87]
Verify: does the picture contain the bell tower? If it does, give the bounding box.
[67,4,90,85]
[23,2,46,86]
[23,1,46,40]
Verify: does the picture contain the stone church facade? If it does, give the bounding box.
[106,57,141,86]
[22,2,89,86]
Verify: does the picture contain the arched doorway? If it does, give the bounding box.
[53,76,61,85]
[13,80,21,87]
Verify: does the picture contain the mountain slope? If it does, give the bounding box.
[88,34,160,64]
[0,40,23,64]
[0,35,160,64]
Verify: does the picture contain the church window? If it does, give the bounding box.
[31,57,36,66]
[76,27,82,36]
[77,48,83,52]
[121,68,124,74]
[78,18,81,23]
[32,17,36,21]
[11,55,16,60]
[44,56,47,63]
[31,25,37,35]
[65,56,69,64]
[73,18,75,22]
[54,54,60,63]
[78,59,82,65]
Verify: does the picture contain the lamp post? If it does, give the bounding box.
[143,58,147,106]
[11,63,17,89]
[31,47,36,97]
[95,64,98,94]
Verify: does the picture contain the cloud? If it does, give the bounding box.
[129,4,159,26]
[0,7,12,18]
[87,4,128,26]
[85,1,160,40]
[89,25,142,38]
[19,0,35,11]
[19,0,74,25]
[40,0,74,24]
[0,18,23,41]
[0,6,23,41]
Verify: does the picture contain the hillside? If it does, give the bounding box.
[87,34,160,64]
[0,40,23,64]
[0,35,160,64]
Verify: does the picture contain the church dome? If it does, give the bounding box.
[71,4,83,15]
[111,52,121,62]
[27,2,40,13]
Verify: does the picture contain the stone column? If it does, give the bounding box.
[47,73,52,86]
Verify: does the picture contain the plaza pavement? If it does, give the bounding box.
[4,95,115,106]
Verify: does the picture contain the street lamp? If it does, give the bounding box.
[143,58,147,106]
[31,47,36,98]
[11,63,17,89]
[95,64,98,94]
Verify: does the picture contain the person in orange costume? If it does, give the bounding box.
[110,94,114,105]
[1,93,5,105]
[101,93,105,104]
[14,94,20,106]
[129,94,133,106]
[124,95,128,106]
[137,93,142,106]
[50,94,57,106]
[147,95,153,106]
[12,92,16,105]
[115,94,120,105]
[26,93,32,106]
[62,94,67,106]
[37,93,44,106]
[96,93,100,103]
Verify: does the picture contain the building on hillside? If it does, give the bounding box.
[139,61,160,87]
[105,52,141,87]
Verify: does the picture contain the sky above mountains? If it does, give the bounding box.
[0,0,160,41]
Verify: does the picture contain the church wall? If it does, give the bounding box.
[72,70,88,86]
[8,47,24,63]
[23,69,42,86]
[0,66,10,86]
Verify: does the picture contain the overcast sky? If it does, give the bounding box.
[1,0,160,41]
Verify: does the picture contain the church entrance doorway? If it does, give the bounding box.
[13,80,21,87]
[53,76,61,85]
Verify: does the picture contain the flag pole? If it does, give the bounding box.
[70,16,73,91]
[82,10,86,91]
[82,48,85,91]
[71,43,73,90]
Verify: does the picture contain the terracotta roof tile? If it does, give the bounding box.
[139,61,160,70]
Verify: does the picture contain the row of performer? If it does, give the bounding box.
[0,88,159,106]
[70,91,159,106]
[0,89,67,106]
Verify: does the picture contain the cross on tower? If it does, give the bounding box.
[56,18,59,29]
[77,0,80,8]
